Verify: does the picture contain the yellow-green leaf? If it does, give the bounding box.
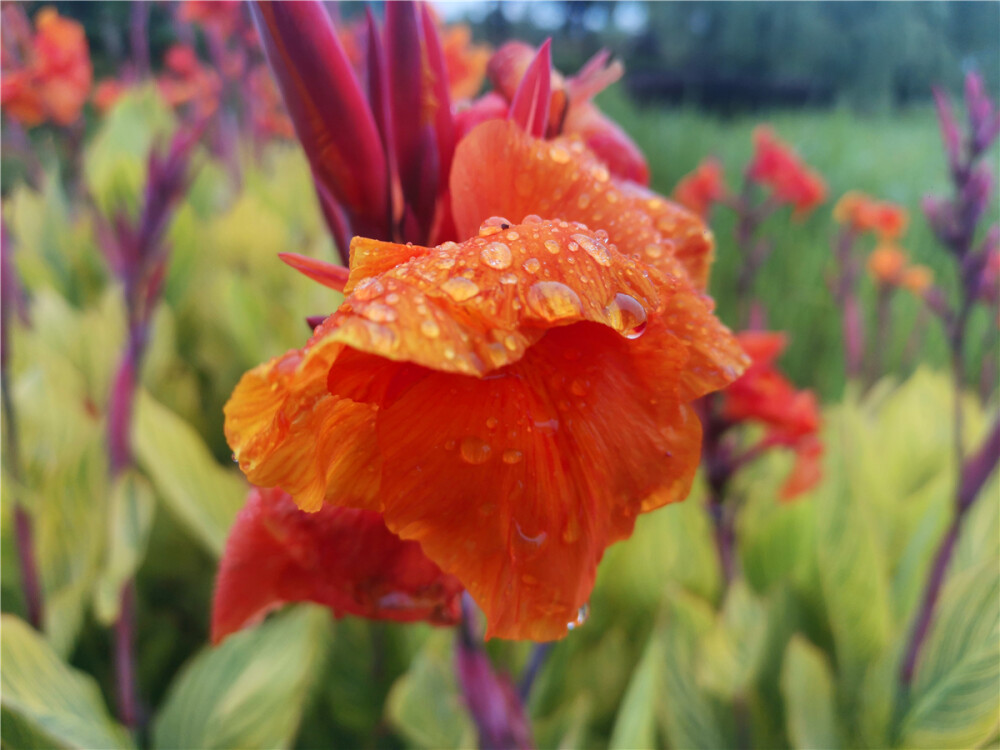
[152,606,329,750]
[93,471,156,624]
[609,631,663,749]
[132,391,245,556]
[0,615,133,749]
[782,636,842,750]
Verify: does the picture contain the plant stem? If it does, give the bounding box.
[517,642,553,701]
[114,581,139,729]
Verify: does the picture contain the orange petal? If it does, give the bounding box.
[212,486,463,643]
[224,345,381,512]
[450,119,715,290]
[323,317,702,640]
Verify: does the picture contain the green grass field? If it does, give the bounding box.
[601,90,997,400]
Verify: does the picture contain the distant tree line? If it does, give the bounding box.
[478,1,1000,113]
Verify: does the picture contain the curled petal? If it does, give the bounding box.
[212,486,463,643]
[507,39,553,139]
[279,252,349,292]
[451,119,713,290]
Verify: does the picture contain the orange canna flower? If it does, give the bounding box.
[247,64,295,139]
[722,330,823,499]
[157,44,221,120]
[0,7,92,127]
[673,157,727,218]
[212,486,463,643]
[92,78,127,114]
[867,243,908,286]
[780,436,823,500]
[900,265,934,296]
[747,126,826,217]
[834,190,909,241]
[179,0,244,37]
[442,24,491,101]
[224,119,747,641]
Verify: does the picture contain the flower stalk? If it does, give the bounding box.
[900,72,1000,688]
[97,127,200,729]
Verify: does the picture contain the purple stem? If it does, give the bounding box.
[13,506,44,629]
[455,596,534,750]
[832,228,865,379]
[114,581,139,729]
[868,285,893,386]
[517,642,553,702]
[129,2,150,79]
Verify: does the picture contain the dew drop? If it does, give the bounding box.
[478,216,511,236]
[527,281,583,322]
[486,416,499,429]
[353,277,384,301]
[460,436,492,464]
[604,292,647,339]
[420,319,440,338]
[506,231,520,241]
[502,449,523,464]
[499,272,518,285]
[644,243,664,259]
[441,277,480,301]
[523,257,541,274]
[543,239,561,255]
[503,334,518,351]
[549,144,571,163]
[569,379,589,397]
[480,241,513,269]
[522,214,543,224]
[361,303,398,323]
[437,257,457,270]
[572,233,611,266]
[567,603,590,630]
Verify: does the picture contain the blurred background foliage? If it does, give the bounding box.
[1,2,998,749]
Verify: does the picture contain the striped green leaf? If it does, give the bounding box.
[782,636,842,750]
[899,560,1000,749]
[0,615,133,749]
[610,631,663,749]
[152,606,329,750]
[133,391,245,556]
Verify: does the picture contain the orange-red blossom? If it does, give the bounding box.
[673,157,728,218]
[0,7,92,127]
[834,191,909,241]
[224,120,748,641]
[748,127,826,216]
[722,331,823,500]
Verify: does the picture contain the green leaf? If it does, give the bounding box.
[899,560,1000,749]
[656,588,735,750]
[698,581,769,700]
[815,423,892,697]
[0,615,133,749]
[385,630,476,749]
[93,471,156,624]
[609,632,663,749]
[781,636,842,750]
[132,391,245,556]
[152,606,329,750]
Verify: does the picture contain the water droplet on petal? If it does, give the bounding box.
[523,214,543,224]
[503,335,518,351]
[361,302,398,323]
[499,272,518,285]
[502,449,523,464]
[569,379,589,397]
[442,277,480,301]
[481,242,513,269]
[604,292,647,339]
[506,231,520,241]
[420,319,440,338]
[527,281,583,322]
[572,233,611,266]
[486,417,498,429]
[523,257,541,273]
[460,436,492,464]
[549,145,571,163]
[567,603,590,630]
[544,239,561,255]
[353,277,384,301]
[437,257,457,270]
[644,243,664,259]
